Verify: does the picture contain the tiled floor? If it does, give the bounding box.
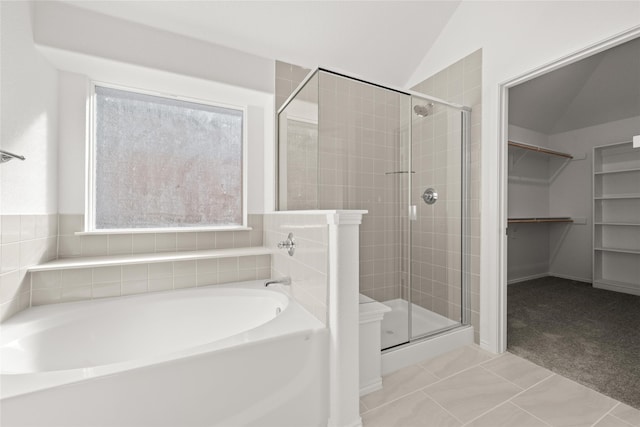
[360,345,640,427]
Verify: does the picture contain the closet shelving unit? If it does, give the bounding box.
[508,141,574,224]
[592,140,640,296]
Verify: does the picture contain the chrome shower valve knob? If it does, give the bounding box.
[277,233,296,256]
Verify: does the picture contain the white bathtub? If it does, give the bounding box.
[0,280,328,427]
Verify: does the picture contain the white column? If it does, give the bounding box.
[326,211,365,427]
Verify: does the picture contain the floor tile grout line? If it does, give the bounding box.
[459,400,511,427]
[460,401,553,427]
[359,389,424,417]
[419,355,499,388]
[451,367,554,427]
[419,389,466,426]
[609,410,638,427]
[589,402,625,427]
[503,373,558,406]
[507,375,624,427]
[509,401,556,427]
[360,384,435,415]
[477,364,526,391]
[478,363,554,393]
[417,357,526,425]
[361,355,487,415]
[418,345,499,376]
[361,347,498,414]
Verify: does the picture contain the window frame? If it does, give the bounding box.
[85,81,248,233]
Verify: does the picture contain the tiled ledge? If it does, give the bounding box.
[28,247,275,272]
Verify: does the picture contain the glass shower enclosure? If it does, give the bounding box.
[277,68,470,350]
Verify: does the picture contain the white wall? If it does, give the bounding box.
[32,1,274,94]
[1,1,58,214]
[405,1,640,352]
[33,2,275,216]
[507,126,551,283]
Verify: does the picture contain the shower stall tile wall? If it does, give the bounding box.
[0,214,58,321]
[316,72,406,304]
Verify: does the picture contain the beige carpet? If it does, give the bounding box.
[507,276,640,409]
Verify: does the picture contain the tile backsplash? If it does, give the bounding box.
[0,214,269,319]
[0,214,58,321]
[30,256,271,306]
[57,214,264,257]
[264,212,329,324]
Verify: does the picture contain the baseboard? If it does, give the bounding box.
[508,273,592,285]
[507,273,548,285]
[359,378,382,396]
[548,273,591,284]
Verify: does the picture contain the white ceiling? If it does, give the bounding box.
[61,0,462,88]
[509,36,640,135]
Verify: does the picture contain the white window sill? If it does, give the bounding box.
[28,247,273,272]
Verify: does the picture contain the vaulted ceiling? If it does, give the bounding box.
[56,1,640,133]
[509,37,640,135]
[61,0,461,88]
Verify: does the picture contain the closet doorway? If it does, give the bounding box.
[505,35,640,408]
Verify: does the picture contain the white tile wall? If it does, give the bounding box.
[1,214,270,314]
[264,213,329,324]
[56,214,264,257]
[28,255,271,307]
[0,214,58,321]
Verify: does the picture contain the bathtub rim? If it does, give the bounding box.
[0,280,325,400]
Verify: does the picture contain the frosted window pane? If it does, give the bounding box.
[94,86,243,229]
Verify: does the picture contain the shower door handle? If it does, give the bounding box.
[422,188,438,205]
[409,205,417,221]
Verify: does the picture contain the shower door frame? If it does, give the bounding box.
[403,98,472,347]
[276,67,473,348]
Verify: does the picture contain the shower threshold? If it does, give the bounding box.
[381,299,458,350]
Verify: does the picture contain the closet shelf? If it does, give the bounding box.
[28,247,275,272]
[508,217,573,224]
[594,167,640,175]
[592,141,640,296]
[508,141,573,159]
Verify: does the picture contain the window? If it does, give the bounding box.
[89,84,245,231]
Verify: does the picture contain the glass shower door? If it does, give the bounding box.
[409,97,467,340]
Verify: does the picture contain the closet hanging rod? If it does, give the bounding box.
[508,141,573,159]
[0,149,26,164]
